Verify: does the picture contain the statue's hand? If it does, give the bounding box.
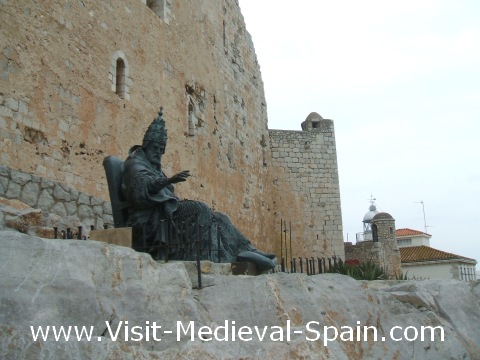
[169,170,190,184]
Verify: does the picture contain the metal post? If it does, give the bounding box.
[283,220,288,272]
[289,221,292,273]
[174,219,179,258]
[196,214,202,289]
[216,222,220,263]
[311,257,315,275]
[77,226,82,240]
[165,220,171,262]
[53,227,58,239]
[184,220,188,259]
[280,219,283,269]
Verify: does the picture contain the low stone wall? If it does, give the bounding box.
[0,165,113,231]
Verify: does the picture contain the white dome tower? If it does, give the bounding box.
[362,197,379,241]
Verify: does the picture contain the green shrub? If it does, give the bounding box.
[329,259,387,280]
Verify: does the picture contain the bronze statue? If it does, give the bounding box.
[121,108,276,271]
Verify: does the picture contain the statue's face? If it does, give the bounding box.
[144,141,165,166]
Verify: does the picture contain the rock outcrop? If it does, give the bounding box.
[1,230,479,359]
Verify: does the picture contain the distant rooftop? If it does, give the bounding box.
[400,245,476,263]
[396,228,431,237]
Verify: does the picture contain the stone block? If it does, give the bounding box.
[19,182,39,207]
[0,105,13,117]
[92,205,103,216]
[0,178,5,197]
[4,97,19,112]
[91,196,104,206]
[5,181,21,199]
[95,217,104,230]
[53,184,70,201]
[102,202,112,215]
[18,100,28,114]
[103,214,114,226]
[69,188,79,201]
[77,192,90,205]
[78,204,93,219]
[10,170,31,185]
[0,165,9,177]
[37,189,55,210]
[51,202,67,218]
[89,227,131,248]
[65,201,78,216]
[41,178,55,189]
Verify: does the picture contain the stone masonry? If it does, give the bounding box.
[0,0,345,258]
[269,113,344,259]
[0,164,112,234]
[345,212,402,279]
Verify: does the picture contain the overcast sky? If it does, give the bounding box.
[239,0,480,265]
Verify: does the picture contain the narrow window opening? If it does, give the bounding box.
[188,100,195,136]
[147,0,171,24]
[372,224,378,242]
[116,58,126,98]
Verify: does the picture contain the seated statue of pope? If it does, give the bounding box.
[121,108,276,271]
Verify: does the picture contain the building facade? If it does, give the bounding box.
[397,229,477,281]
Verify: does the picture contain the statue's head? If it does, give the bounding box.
[142,107,167,166]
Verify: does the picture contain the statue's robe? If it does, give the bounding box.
[122,145,262,264]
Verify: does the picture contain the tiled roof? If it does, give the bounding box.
[400,245,476,263]
[396,228,431,237]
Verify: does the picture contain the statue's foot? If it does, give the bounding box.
[236,251,276,272]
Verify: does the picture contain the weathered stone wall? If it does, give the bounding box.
[0,164,112,232]
[372,215,402,278]
[345,241,379,263]
[0,0,276,251]
[345,214,402,279]
[269,119,344,259]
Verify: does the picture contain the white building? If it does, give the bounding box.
[353,202,477,281]
[396,228,477,281]
[396,228,431,248]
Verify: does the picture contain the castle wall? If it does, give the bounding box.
[0,0,276,251]
[268,120,344,260]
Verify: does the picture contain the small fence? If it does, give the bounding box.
[278,255,341,275]
[277,218,341,275]
[51,218,344,284]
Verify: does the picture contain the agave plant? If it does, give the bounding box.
[329,259,387,281]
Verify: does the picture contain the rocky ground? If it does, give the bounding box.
[1,230,479,359]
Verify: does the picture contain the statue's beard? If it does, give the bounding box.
[146,155,161,170]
